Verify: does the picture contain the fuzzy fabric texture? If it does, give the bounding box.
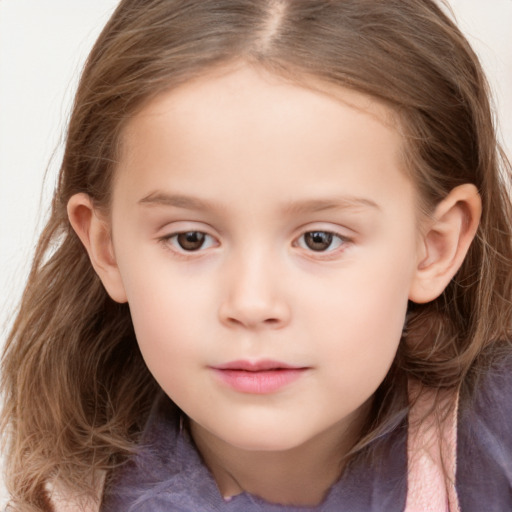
[404,383,460,512]
[50,347,512,512]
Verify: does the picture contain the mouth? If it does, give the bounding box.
[210,359,309,394]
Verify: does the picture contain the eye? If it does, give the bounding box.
[296,231,346,252]
[165,231,217,252]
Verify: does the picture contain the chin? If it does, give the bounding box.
[218,424,312,453]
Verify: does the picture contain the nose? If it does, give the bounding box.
[218,250,291,330]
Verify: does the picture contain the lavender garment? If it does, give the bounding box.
[101,348,512,511]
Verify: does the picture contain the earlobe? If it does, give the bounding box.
[409,184,481,304]
[67,193,128,303]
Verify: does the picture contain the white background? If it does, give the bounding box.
[0,0,511,504]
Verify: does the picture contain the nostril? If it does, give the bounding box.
[227,316,280,327]
[218,293,291,330]
[221,312,288,330]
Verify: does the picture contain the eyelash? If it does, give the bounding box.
[160,231,218,253]
[294,231,348,254]
[160,229,351,259]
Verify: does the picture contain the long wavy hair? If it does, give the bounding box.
[2,0,512,509]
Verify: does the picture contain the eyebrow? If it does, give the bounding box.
[281,196,381,215]
[138,192,381,214]
[139,192,219,212]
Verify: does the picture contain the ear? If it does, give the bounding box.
[409,183,481,304]
[67,193,127,303]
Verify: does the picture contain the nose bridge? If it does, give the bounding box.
[219,242,290,329]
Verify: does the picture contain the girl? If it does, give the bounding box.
[2,0,512,510]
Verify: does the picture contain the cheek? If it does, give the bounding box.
[313,297,406,417]
[128,279,205,334]
[305,246,414,393]
[307,242,413,335]
[127,291,208,404]
[115,251,213,383]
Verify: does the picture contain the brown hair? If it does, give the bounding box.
[2,0,512,509]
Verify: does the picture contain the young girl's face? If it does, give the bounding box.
[107,64,424,452]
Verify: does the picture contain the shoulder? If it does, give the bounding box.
[100,394,180,509]
[100,393,222,511]
[459,342,512,438]
[456,342,512,511]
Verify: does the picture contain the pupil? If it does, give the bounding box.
[305,231,332,251]
[177,232,205,251]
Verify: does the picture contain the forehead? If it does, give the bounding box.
[115,63,415,216]
[124,63,400,144]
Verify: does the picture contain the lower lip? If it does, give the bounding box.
[213,368,306,394]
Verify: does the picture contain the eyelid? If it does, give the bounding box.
[296,231,348,248]
[157,225,220,256]
[155,223,354,259]
[170,232,217,249]
[292,226,354,258]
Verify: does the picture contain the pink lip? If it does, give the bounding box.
[211,360,308,394]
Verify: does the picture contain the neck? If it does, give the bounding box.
[189,409,368,506]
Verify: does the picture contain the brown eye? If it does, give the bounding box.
[163,230,218,254]
[297,231,347,253]
[303,231,334,251]
[176,231,206,251]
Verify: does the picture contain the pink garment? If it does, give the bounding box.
[48,384,460,512]
[46,473,104,512]
[405,381,460,512]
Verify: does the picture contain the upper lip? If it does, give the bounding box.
[212,360,306,371]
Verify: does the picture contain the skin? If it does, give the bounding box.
[69,63,481,506]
